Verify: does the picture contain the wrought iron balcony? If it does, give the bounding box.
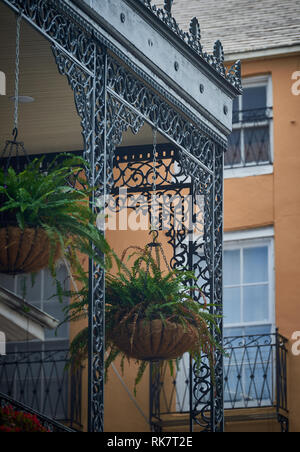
[223,332,287,412]
[0,348,82,430]
[225,107,273,168]
[150,330,288,432]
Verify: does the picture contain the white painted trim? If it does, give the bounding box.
[224,163,273,179]
[0,331,6,356]
[268,76,274,164]
[224,226,274,243]
[224,45,300,63]
[0,287,59,330]
[242,75,270,87]
[223,232,275,334]
[0,302,45,342]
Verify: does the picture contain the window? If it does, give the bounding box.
[176,230,275,411]
[0,265,70,420]
[223,232,275,408]
[223,236,274,336]
[225,76,273,175]
[0,264,69,346]
[171,229,275,412]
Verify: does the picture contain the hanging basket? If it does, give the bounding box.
[110,318,199,361]
[0,226,61,275]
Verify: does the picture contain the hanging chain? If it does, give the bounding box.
[152,127,158,199]
[1,11,30,176]
[13,13,22,141]
[151,127,159,232]
[149,128,172,272]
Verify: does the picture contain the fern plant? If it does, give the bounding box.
[0,154,110,293]
[63,236,223,394]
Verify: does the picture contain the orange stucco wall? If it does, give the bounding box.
[224,174,274,231]
[272,54,300,433]
[224,54,300,432]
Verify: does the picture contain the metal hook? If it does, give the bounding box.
[149,229,159,242]
[12,127,18,142]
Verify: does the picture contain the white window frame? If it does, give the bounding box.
[223,228,276,408]
[223,227,275,334]
[225,75,274,179]
[176,228,276,412]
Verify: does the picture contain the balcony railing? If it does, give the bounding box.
[223,332,287,411]
[0,348,82,430]
[150,331,288,431]
[225,107,273,169]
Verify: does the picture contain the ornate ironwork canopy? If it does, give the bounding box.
[1,0,241,432]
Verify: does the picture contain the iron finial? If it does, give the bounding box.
[213,40,224,63]
[190,17,201,41]
[164,0,173,13]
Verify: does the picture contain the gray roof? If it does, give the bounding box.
[155,0,300,57]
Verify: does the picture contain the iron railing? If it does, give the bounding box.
[223,331,288,410]
[0,348,82,430]
[150,331,288,430]
[225,107,273,168]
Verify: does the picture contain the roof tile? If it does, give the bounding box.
[154,0,300,56]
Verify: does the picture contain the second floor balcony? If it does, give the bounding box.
[150,330,288,432]
[225,107,273,170]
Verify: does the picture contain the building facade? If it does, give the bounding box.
[0,0,299,433]
[0,0,241,433]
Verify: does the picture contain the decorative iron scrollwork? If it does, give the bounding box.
[7,0,96,71]
[107,56,215,172]
[3,0,227,433]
